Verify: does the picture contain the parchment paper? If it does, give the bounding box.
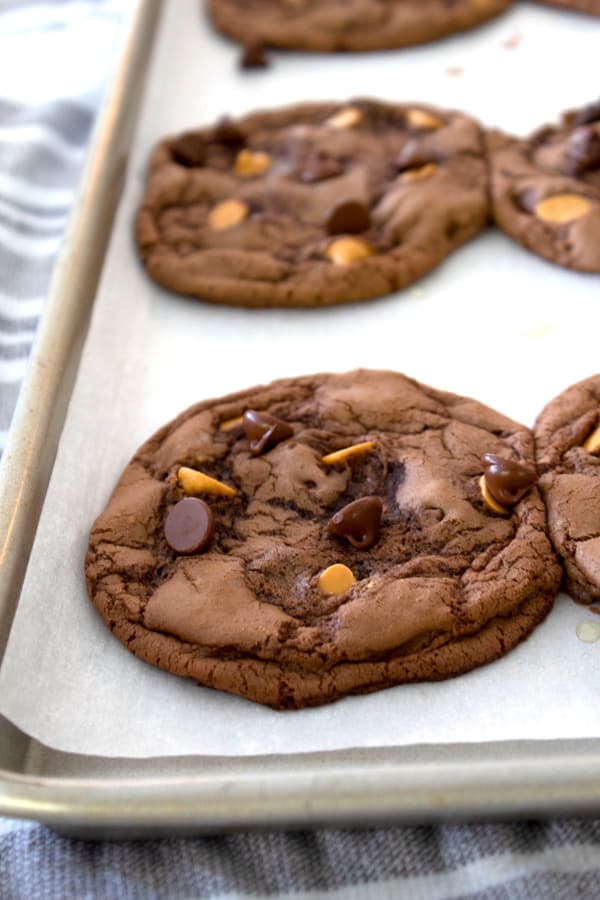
[1,0,599,758]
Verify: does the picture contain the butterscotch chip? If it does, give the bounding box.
[326,106,362,129]
[219,415,244,431]
[178,466,237,498]
[86,369,560,709]
[317,563,356,596]
[234,148,272,177]
[325,237,374,266]
[479,475,509,515]
[406,108,443,130]
[321,441,375,465]
[534,194,591,224]
[208,199,248,231]
[400,163,437,182]
[583,424,600,454]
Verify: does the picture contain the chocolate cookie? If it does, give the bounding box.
[85,370,560,709]
[488,100,600,271]
[206,0,513,54]
[534,0,600,14]
[135,100,490,307]
[535,374,600,606]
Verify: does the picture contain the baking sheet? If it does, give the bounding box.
[0,0,599,759]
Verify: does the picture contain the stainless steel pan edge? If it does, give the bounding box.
[0,0,162,658]
[2,736,600,835]
[0,0,162,820]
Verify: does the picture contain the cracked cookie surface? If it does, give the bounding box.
[85,370,561,709]
[135,100,489,307]
[535,374,600,605]
[488,100,600,272]
[206,0,513,53]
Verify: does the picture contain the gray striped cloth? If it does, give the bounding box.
[0,3,600,898]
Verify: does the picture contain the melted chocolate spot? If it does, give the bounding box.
[327,496,383,550]
[325,199,371,236]
[164,498,214,555]
[481,454,537,508]
[243,410,294,455]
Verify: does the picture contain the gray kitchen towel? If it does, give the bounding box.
[1,817,600,899]
[0,3,600,899]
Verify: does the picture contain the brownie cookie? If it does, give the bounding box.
[535,374,600,606]
[206,0,513,54]
[135,100,490,307]
[85,370,561,709]
[488,100,600,271]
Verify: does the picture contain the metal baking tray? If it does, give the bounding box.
[1,0,600,836]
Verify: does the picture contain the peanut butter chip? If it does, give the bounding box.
[178,466,236,498]
[325,237,374,266]
[318,563,356,596]
[400,163,437,182]
[534,193,591,224]
[406,109,443,130]
[321,441,375,465]
[479,475,509,515]
[583,424,600,454]
[326,106,363,129]
[234,149,272,177]
[208,199,248,231]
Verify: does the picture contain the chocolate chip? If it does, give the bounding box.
[571,100,600,128]
[565,127,600,175]
[327,496,383,550]
[164,498,215,555]
[211,118,246,150]
[243,410,294,455]
[300,152,343,184]
[481,454,537,508]
[240,41,269,69]
[171,133,206,167]
[325,200,371,236]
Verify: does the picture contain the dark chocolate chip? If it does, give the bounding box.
[565,127,600,176]
[164,497,215,555]
[571,100,600,128]
[171,133,206,168]
[325,199,371,236]
[481,454,537,508]
[243,410,294,455]
[240,42,269,69]
[211,118,246,150]
[327,496,383,550]
[300,152,343,184]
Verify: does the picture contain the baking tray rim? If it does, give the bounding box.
[1,0,600,832]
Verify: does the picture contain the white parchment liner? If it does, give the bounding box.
[1,0,600,758]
